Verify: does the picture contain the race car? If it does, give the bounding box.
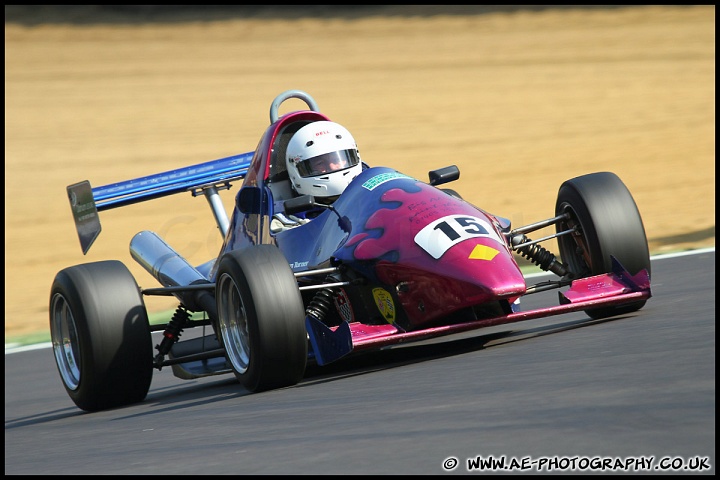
[50,90,652,412]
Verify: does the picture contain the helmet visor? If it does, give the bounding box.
[295,149,360,178]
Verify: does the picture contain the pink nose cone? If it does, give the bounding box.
[374,241,526,327]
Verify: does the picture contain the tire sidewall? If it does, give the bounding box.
[216,252,264,391]
[216,246,307,392]
[50,261,153,411]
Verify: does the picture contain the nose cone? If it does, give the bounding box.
[334,170,527,326]
[375,237,527,326]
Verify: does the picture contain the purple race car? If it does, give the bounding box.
[50,90,651,412]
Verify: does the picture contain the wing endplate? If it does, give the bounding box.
[67,180,102,255]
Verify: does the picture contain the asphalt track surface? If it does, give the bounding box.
[5,250,715,475]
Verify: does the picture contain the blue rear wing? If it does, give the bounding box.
[67,151,253,254]
[93,152,253,209]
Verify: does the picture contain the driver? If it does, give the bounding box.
[286,120,363,201]
[271,121,363,233]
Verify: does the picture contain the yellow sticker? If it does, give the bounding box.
[372,288,396,324]
[468,244,500,261]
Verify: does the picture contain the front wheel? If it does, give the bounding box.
[215,245,307,392]
[555,172,651,319]
[441,188,463,199]
[49,260,153,412]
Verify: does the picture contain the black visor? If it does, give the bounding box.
[296,149,360,178]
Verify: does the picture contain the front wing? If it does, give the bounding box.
[308,258,651,364]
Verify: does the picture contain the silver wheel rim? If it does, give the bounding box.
[217,273,251,374]
[50,293,81,390]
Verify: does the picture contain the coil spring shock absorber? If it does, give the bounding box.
[154,305,191,367]
[306,288,337,326]
[512,234,569,277]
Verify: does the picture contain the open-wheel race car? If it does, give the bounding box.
[50,90,652,412]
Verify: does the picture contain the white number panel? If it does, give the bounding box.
[414,214,503,259]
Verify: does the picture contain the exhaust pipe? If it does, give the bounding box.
[130,230,216,316]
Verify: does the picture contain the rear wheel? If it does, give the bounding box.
[49,261,153,412]
[555,171,650,319]
[215,245,307,392]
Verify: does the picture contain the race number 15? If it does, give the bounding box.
[414,215,502,259]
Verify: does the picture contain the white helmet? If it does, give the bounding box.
[286,121,362,200]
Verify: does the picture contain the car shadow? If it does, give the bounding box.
[8,312,633,426]
[299,313,628,387]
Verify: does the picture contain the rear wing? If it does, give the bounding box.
[67,151,253,254]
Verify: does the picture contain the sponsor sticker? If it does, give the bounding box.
[468,244,500,261]
[289,260,309,269]
[334,288,354,323]
[372,288,396,324]
[362,172,411,191]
